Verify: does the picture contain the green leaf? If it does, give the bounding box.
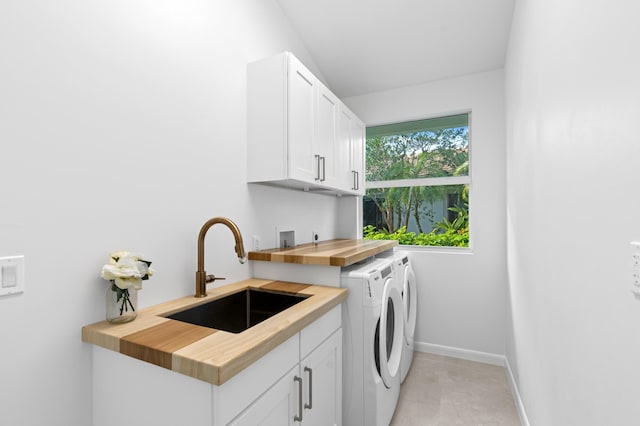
[110,283,125,302]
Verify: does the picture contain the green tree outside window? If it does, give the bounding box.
[363,114,470,247]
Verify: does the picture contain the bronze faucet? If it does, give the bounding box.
[195,217,247,298]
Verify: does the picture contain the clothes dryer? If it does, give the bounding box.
[377,250,417,383]
[341,257,403,426]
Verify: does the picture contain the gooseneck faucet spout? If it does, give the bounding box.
[195,217,247,298]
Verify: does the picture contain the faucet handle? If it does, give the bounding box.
[205,274,225,283]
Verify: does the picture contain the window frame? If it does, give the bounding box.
[363,111,473,251]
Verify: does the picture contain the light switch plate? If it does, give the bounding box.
[0,255,25,296]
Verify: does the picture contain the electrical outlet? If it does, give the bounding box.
[252,235,261,251]
[312,231,320,243]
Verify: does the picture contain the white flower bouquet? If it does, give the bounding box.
[101,251,154,316]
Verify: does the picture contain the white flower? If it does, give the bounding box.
[101,251,154,290]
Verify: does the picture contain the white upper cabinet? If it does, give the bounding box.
[316,82,340,188]
[287,55,317,183]
[351,118,365,194]
[337,104,365,195]
[247,52,364,196]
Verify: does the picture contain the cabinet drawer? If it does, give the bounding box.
[300,305,341,359]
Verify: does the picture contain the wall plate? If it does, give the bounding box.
[0,255,25,296]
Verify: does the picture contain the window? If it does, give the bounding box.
[363,113,470,247]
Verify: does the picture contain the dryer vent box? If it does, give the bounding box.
[277,227,295,249]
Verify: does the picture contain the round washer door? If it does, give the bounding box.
[403,264,417,344]
[377,276,404,388]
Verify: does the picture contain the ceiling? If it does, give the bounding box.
[275,0,515,98]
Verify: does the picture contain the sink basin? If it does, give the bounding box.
[166,288,309,333]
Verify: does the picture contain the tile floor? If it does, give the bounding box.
[389,352,521,426]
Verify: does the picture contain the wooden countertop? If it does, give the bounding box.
[82,279,347,386]
[248,238,397,267]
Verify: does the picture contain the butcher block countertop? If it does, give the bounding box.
[82,279,347,386]
[248,238,397,267]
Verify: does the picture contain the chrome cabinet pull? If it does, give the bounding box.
[294,375,303,422]
[314,155,326,182]
[352,170,358,190]
[304,366,313,410]
[315,155,321,181]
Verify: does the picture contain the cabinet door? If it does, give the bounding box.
[338,105,365,194]
[350,117,365,195]
[300,330,342,426]
[287,54,317,183]
[337,105,354,192]
[230,367,298,426]
[317,83,339,187]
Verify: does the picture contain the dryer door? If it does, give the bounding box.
[403,264,417,345]
[375,276,404,388]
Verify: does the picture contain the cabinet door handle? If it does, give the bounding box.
[315,155,321,181]
[294,375,303,422]
[321,156,326,182]
[352,170,358,190]
[304,366,313,410]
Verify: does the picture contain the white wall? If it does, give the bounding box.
[344,70,507,359]
[0,1,339,424]
[505,0,640,424]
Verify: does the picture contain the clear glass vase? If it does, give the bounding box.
[105,282,138,324]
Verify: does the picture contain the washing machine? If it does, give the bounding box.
[341,257,404,426]
[377,250,417,383]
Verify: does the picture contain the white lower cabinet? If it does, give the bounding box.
[298,329,342,426]
[231,329,342,426]
[230,366,298,426]
[92,306,341,426]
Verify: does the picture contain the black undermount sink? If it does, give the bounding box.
[166,288,309,333]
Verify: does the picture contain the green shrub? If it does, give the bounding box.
[363,225,468,247]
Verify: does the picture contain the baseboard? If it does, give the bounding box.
[415,341,505,366]
[504,357,531,426]
[415,342,530,426]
